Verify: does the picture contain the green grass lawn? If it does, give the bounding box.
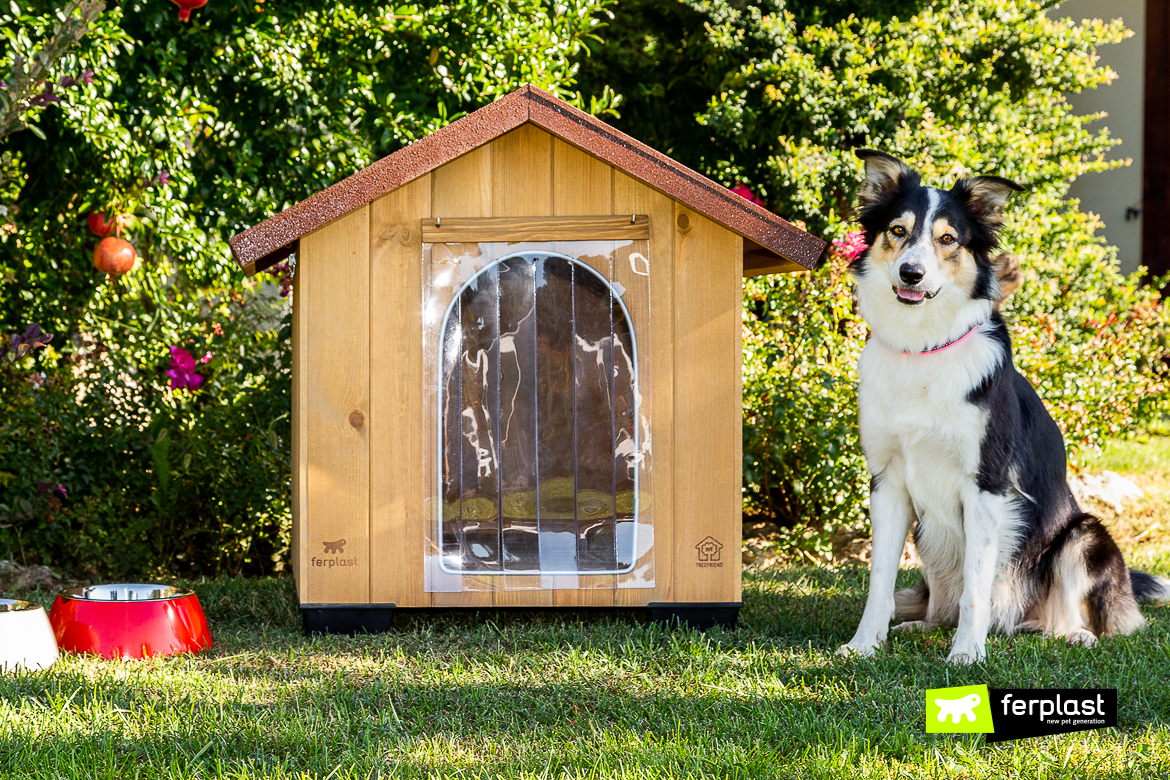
[2,440,1169,779]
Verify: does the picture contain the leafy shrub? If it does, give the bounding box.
[0,0,612,576]
[0,279,291,576]
[742,252,869,551]
[582,0,1170,554]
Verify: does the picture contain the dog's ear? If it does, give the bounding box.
[855,149,914,207]
[960,175,1025,225]
[992,252,1022,310]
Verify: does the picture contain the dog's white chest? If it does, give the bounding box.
[858,335,1000,521]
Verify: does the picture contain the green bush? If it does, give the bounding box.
[0,0,612,576]
[0,279,291,575]
[581,0,1170,555]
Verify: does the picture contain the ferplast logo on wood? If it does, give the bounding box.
[926,685,995,734]
[311,539,358,569]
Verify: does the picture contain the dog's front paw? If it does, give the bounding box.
[836,641,880,658]
[1065,629,1097,647]
[946,642,986,665]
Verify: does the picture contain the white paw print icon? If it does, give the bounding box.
[934,693,981,724]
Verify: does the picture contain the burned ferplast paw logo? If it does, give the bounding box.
[322,538,347,554]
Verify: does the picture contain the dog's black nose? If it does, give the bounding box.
[899,264,925,285]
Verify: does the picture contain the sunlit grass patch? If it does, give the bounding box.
[2,438,1168,778]
[2,557,1168,779]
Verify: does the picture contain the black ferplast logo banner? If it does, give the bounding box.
[985,688,1117,743]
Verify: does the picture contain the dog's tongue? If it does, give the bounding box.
[897,287,925,302]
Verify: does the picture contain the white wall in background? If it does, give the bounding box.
[1055,0,1145,275]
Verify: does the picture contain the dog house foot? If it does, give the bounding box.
[300,604,397,635]
[646,602,742,630]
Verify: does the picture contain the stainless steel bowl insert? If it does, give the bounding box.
[0,598,40,613]
[63,584,194,602]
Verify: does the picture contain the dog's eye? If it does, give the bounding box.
[940,233,956,245]
[890,225,906,237]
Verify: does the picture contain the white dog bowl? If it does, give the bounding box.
[0,599,59,671]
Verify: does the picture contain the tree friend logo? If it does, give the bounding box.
[925,686,1117,742]
[926,685,995,735]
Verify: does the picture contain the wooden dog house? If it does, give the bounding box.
[229,85,825,633]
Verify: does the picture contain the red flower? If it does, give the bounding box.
[730,183,765,206]
[166,345,204,390]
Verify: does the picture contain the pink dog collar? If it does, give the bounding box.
[903,322,983,355]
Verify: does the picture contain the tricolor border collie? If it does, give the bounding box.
[839,149,1169,664]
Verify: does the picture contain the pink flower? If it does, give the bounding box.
[730,183,765,206]
[832,230,869,261]
[199,351,212,364]
[166,345,204,390]
[36,481,68,498]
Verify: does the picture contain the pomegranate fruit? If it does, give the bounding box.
[87,212,122,237]
[170,0,208,22]
[93,237,136,278]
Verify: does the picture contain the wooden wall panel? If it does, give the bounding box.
[428,146,496,609]
[493,124,553,217]
[293,127,745,612]
[369,175,431,608]
[432,146,492,218]
[552,139,613,216]
[613,173,675,607]
[299,207,371,604]
[671,208,742,604]
[491,124,554,605]
[291,256,307,591]
[550,140,616,606]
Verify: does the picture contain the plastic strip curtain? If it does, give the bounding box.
[422,241,654,591]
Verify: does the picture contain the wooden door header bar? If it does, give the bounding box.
[420,215,649,243]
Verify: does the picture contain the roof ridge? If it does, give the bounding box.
[228,84,825,274]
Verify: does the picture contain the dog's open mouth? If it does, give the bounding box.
[893,286,940,305]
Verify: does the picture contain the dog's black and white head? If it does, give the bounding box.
[850,149,1023,352]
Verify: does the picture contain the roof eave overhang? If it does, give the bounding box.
[229,85,827,275]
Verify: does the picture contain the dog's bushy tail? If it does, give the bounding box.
[894,580,929,621]
[1130,570,1170,604]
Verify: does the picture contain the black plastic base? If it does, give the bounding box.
[645,602,742,630]
[301,603,397,635]
[300,601,742,633]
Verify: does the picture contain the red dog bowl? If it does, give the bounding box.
[49,584,212,659]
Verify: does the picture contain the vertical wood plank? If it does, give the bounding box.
[369,175,431,608]
[551,141,616,606]
[291,259,308,597]
[671,207,741,604]
[491,125,554,605]
[429,148,497,607]
[300,207,371,604]
[493,125,554,217]
[432,146,492,218]
[552,139,613,216]
[613,174,675,607]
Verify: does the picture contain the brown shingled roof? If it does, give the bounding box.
[229,85,826,275]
